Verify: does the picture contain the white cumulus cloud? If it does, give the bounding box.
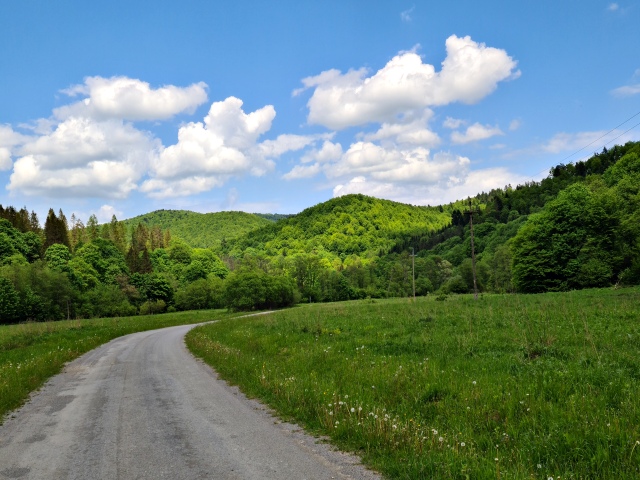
[96,204,124,223]
[363,110,440,147]
[9,118,159,198]
[143,97,280,198]
[283,163,322,180]
[0,125,30,170]
[144,99,339,198]
[297,35,519,130]
[334,167,526,206]
[56,76,208,121]
[451,122,504,144]
[541,130,609,154]
[443,117,466,129]
[611,84,640,97]
[300,141,343,164]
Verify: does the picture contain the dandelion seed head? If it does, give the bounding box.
[460,442,466,447]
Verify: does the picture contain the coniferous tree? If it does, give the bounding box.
[29,211,40,232]
[86,214,99,241]
[109,215,127,254]
[43,208,70,250]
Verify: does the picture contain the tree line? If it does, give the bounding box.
[1,141,639,323]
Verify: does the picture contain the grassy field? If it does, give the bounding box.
[0,309,240,422]
[186,288,640,479]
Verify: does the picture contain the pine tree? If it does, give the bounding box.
[109,215,127,254]
[86,214,99,241]
[44,208,70,250]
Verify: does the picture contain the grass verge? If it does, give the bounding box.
[186,288,640,479]
[0,309,240,422]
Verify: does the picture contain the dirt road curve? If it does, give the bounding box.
[0,324,380,480]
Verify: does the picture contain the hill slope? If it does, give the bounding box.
[224,194,452,260]
[122,210,273,248]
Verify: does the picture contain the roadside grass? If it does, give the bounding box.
[0,309,240,422]
[186,288,640,479]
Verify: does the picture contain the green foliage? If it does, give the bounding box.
[122,209,273,249]
[175,276,224,311]
[43,208,70,250]
[0,277,19,324]
[44,243,71,272]
[2,142,640,323]
[512,182,622,292]
[74,238,128,284]
[223,270,298,311]
[79,284,137,318]
[0,219,34,264]
[139,299,167,315]
[226,194,451,261]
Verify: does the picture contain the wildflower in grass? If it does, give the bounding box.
[460,442,465,447]
[439,437,444,442]
[350,407,355,413]
[472,380,476,385]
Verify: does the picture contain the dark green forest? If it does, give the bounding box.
[1,141,639,323]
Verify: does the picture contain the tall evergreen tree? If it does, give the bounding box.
[43,208,70,250]
[109,215,127,254]
[86,214,99,241]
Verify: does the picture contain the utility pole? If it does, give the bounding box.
[466,199,479,300]
[412,248,416,300]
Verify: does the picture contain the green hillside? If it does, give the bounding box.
[1,141,639,322]
[410,141,640,294]
[122,210,273,248]
[224,194,452,261]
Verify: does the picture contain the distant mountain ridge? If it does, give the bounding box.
[122,210,274,248]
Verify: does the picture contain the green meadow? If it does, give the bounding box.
[186,288,640,479]
[0,309,239,421]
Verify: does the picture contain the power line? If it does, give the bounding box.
[525,109,640,182]
[555,109,640,166]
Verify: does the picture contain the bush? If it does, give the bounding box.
[175,277,224,311]
[442,275,468,294]
[223,270,299,311]
[140,300,167,315]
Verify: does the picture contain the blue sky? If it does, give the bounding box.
[1,1,639,223]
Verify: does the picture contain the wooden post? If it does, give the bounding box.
[467,200,479,300]
[411,247,416,300]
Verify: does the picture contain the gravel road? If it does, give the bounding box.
[0,323,380,480]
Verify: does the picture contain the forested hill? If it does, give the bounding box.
[223,194,452,261]
[122,210,273,248]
